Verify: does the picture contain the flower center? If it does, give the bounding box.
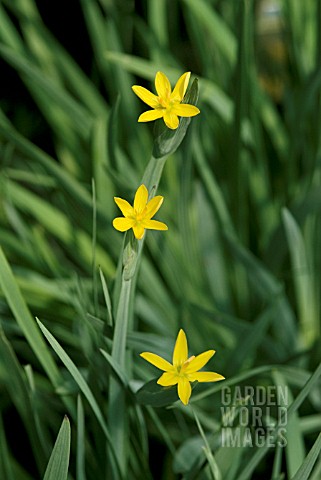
[175,365,186,378]
[134,207,147,223]
[158,96,176,110]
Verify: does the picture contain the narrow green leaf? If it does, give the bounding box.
[291,431,321,480]
[0,414,15,480]
[43,416,71,480]
[100,349,129,387]
[282,208,319,346]
[76,396,86,480]
[0,247,60,386]
[5,179,114,276]
[99,268,113,326]
[0,326,46,472]
[272,371,305,478]
[192,406,222,480]
[182,0,236,65]
[36,319,123,479]
[0,44,92,136]
[237,361,321,480]
[0,119,112,231]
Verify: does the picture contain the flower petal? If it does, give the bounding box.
[113,217,135,232]
[178,377,192,405]
[184,350,215,374]
[145,196,164,219]
[134,184,148,213]
[133,224,145,240]
[173,329,188,366]
[140,352,174,372]
[171,104,200,117]
[138,109,164,123]
[155,71,171,99]
[114,197,134,217]
[143,219,168,231]
[188,372,225,383]
[157,372,178,386]
[171,72,191,101]
[132,86,159,108]
[163,111,179,129]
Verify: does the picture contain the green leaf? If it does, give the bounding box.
[0,414,15,480]
[291,432,321,480]
[36,318,123,479]
[136,378,178,407]
[76,396,86,480]
[282,208,318,347]
[43,417,71,480]
[272,371,305,478]
[237,361,321,480]
[0,247,60,386]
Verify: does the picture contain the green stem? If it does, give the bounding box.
[191,405,222,480]
[107,154,168,478]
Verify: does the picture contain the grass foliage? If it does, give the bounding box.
[0,0,321,478]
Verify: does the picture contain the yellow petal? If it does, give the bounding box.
[134,184,148,213]
[173,329,188,366]
[138,109,164,123]
[114,197,134,217]
[188,372,225,383]
[133,224,145,240]
[184,350,215,374]
[178,377,192,405]
[157,372,178,386]
[143,219,168,231]
[140,352,174,372]
[113,217,135,232]
[155,71,171,99]
[132,86,159,108]
[163,111,179,129]
[171,104,200,117]
[145,196,164,219]
[171,72,191,101]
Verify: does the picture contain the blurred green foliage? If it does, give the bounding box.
[0,0,321,479]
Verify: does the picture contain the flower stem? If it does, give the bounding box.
[107,154,168,477]
[191,405,222,480]
[107,79,199,476]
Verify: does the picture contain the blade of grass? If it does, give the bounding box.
[191,406,222,480]
[99,268,113,326]
[76,396,86,480]
[236,360,321,480]
[5,179,114,276]
[43,416,71,480]
[182,0,236,65]
[0,247,60,386]
[0,414,15,480]
[282,208,319,346]
[0,326,46,473]
[0,117,113,231]
[273,371,305,478]
[291,431,321,480]
[0,44,92,136]
[36,318,123,480]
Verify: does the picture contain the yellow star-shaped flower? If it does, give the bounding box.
[113,184,168,240]
[140,329,225,405]
[132,71,200,130]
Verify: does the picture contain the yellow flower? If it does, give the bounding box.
[113,184,168,240]
[140,329,225,405]
[132,71,200,130]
